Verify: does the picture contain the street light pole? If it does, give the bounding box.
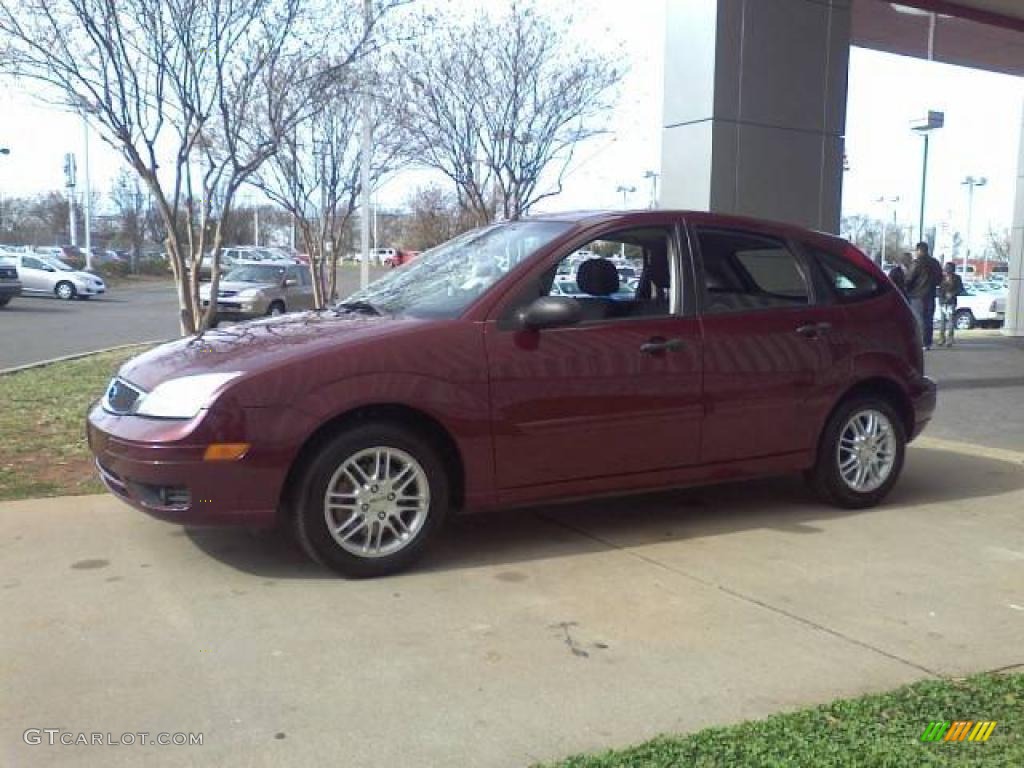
[81,110,93,271]
[910,110,944,247]
[358,0,372,290]
[961,175,987,279]
[643,170,659,209]
[615,185,635,258]
[874,195,900,265]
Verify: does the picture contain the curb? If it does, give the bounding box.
[0,340,166,376]
[913,436,1024,465]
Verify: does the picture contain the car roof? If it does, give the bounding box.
[524,209,847,247]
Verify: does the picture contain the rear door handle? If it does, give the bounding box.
[640,337,684,354]
[795,322,831,338]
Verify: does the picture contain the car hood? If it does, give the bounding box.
[71,270,103,283]
[118,310,420,395]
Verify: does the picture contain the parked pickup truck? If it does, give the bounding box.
[0,256,23,307]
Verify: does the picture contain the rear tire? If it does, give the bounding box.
[293,422,449,577]
[954,309,975,330]
[806,396,906,509]
[0,297,10,308]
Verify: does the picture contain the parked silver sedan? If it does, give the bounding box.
[13,253,106,300]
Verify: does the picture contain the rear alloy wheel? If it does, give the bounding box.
[954,309,975,331]
[294,423,449,577]
[55,281,76,300]
[807,397,905,509]
[267,301,285,317]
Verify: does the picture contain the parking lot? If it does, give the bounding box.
[0,266,384,370]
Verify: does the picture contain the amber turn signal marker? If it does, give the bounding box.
[203,443,250,461]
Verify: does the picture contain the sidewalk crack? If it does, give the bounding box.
[537,512,943,679]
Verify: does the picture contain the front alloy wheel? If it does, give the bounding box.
[55,281,76,300]
[294,423,448,577]
[807,397,906,509]
[323,447,431,559]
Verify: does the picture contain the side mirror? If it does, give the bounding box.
[518,295,582,330]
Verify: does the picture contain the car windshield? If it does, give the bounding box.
[224,265,288,283]
[338,220,571,318]
[41,256,74,271]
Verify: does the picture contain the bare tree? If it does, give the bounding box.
[0,0,396,333]
[109,169,145,267]
[987,226,1011,262]
[399,185,474,251]
[395,1,622,224]
[253,71,406,307]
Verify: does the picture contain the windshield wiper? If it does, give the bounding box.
[334,300,381,316]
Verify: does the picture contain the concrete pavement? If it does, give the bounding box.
[2,438,1022,767]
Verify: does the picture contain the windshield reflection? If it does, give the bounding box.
[339,220,571,318]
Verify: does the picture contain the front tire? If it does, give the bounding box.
[807,397,906,509]
[294,423,449,577]
[55,281,76,300]
[267,300,285,317]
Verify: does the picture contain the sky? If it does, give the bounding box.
[0,0,1020,249]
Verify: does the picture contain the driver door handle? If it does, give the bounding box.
[795,322,832,338]
[640,337,685,354]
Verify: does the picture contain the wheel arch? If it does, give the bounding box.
[821,377,914,446]
[279,402,466,520]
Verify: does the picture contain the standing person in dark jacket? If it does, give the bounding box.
[937,261,965,347]
[887,252,911,295]
[905,242,943,349]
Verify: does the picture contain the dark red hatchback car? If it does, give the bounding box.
[87,211,936,576]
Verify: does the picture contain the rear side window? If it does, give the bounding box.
[811,247,882,302]
[695,228,810,313]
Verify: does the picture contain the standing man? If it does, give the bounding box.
[887,252,911,295]
[937,261,964,347]
[905,242,943,350]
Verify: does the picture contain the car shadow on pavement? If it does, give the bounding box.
[185,445,1024,579]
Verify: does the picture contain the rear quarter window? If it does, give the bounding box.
[810,246,884,303]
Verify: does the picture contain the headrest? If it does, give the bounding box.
[577,258,620,297]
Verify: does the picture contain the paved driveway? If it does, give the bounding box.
[2,438,1022,767]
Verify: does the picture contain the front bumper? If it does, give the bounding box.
[201,298,267,321]
[77,282,106,296]
[909,375,937,441]
[86,402,297,527]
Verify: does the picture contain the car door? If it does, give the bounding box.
[18,256,51,293]
[692,225,838,463]
[484,221,704,490]
[290,266,315,309]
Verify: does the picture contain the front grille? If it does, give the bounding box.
[0,267,17,279]
[102,377,144,415]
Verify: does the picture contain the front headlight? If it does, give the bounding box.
[238,288,263,298]
[135,372,243,419]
